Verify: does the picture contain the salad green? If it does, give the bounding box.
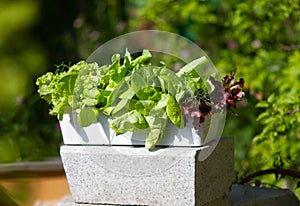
[36,49,224,148]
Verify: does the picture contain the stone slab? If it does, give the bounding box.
[60,137,234,206]
[229,184,299,206]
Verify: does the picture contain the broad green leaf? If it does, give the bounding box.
[78,107,98,127]
[136,87,161,101]
[144,94,169,148]
[145,127,165,149]
[135,100,156,116]
[131,72,147,94]
[123,48,132,69]
[119,87,134,99]
[166,94,184,128]
[109,79,130,104]
[98,89,111,105]
[145,111,167,149]
[51,98,69,119]
[83,88,100,99]
[158,76,166,93]
[110,110,148,134]
[111,98,129,116]
[131,49,152,68]
[102,106,114,116]
[107,53,128,84]
[156,93,169,109]
[57,105,72,121]
[111,53,120,64]
[82,98,98,106]
[176,56,209,77]
[59,73,78,94]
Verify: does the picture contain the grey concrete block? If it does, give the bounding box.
[60,137,234,206]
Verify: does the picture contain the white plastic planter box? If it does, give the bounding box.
[59,113,206,146]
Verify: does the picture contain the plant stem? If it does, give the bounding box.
[239,168,300,184]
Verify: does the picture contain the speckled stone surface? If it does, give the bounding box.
[60,137,234,206]
[229,184,299,206]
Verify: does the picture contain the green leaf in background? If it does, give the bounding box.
[0,136,21,163]
[296,181,300,189]
[255,101,269,108]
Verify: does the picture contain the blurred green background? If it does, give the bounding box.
[0,0,299,198]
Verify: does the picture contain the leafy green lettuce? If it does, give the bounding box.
[36,49,210,148]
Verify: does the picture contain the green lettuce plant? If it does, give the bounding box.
[36,49,244,148]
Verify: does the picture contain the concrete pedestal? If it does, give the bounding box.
[59,137,234,206]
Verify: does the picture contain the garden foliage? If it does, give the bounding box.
[130,0,300,197]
